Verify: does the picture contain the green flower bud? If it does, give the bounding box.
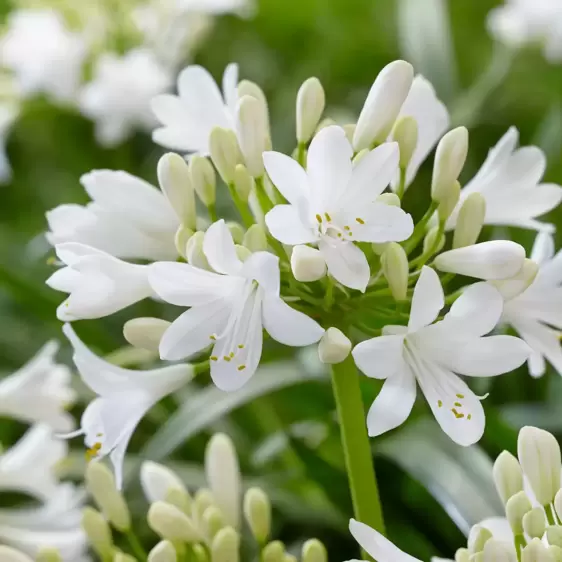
[243,224,267,252]
[522,538,554,562]
[371,242,388,256]
[423,226,445,256]
[203,506,225,542]
[174,224,194,258]
[452,192,486,249]
[493,450,524,506]
[482,540,516,562]
[523,507,547,539]
[233,164,254,202]
[431,127,468,203]
[454,548,469,562]
[318,327,351,364]
[164,487,192,515]
[342,123,355,144]
[226,222,245,245]
[392,115,418,170]
[193,544,209,562]
[186,231,210,270]
[36,548,62,562]
[376,193,401,207]
[381,242,409,302]
[468,525,492,554]
[296,77,325,144]
[82,507,114,561]
[243,487,271,544]
[291,245,326,282]
[148,541,177,562]
[549,545,562,562]
[262,541,285,562]
[190,155,216,207]
[352,149,369,165]
[235,244,252,262]
[301,539,327,562]
[211,526,240,562]
[114,554,136,562]
[437,180,461,223]
[491,259,539,300]
[123,317,170,353]
[209,127,240,184]
[236,95,268,177]
[506,491,532,535]
[548,526,562,548]
[238,80,271,149]
[148,501,201,542]
[193,489,216,527]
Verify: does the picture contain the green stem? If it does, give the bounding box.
[514,533,525,562]
[546,503,557,526]
[296,142,307,167]
[227,183,254,228]
[331,356,385,542]
[255,176,274,215]
[408,221,445,269]
[125,530,147,560]
[324,277,335,311]
[208,203,218,223]
[396,168,407,199]
[403,201,438,255]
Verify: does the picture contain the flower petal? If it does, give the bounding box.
[531,231,555,266]
[265,205,317,246]
[512,319,562,377]
[263,151,309,206]
[352,334,406,380]
[262,294,324,346]
[241,251,281,295]
[408,266,444,332]
[222,62,239,115]
[318,238,370,292]
[203,220,243,276]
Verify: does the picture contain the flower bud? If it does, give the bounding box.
[352,148,369,165]
[114,554,136,562]
[36,549,62,562]
[236,95,268,177]
[353,60,414,150]
[376,193,401,207]
[141,461,190,508]
[234,164,254,202]
[506,491,532,535]
[205,434,241,528]
[468,525,493,554]
[491,259,539,300]
[174,224,194,258]
[82,507,114,561]
[209,127,240,184]
[0,547,34,562]
[193,489,216,525]
[381,242,409,301]
[186,231,211,270]
[193,544,209,562]
[523,507,547,539]
[437,180,461,223]
[291,245,326,282]
[555,490,562,522]
[371,242,388,256]
[203,506,225,541]
[301,539,327,562]
[431,127,469,203]
[243,224,267,252]
[262,541,285,562]
[123,317,171,353]
[493,451,524,505]
[211,526,240,562]
[392,115,418,169]
[482,540,516,562]
[519,426,562,506]
[454,548,469,562]
[189,155,216,207]
[522,538,554,562]
[235,244,251,262]
[243,487,271,544]
[148,501,201,542]
[453,192,486,249]
[227,222,245,245]
[318,327,351,364]
[549,545,562,562]
[423,226,445,256]
[238,80,271,147]
[148,541,177,562]
[434,241,526,280]
[284,556,297,562]
[158,153,197,230]
[548,526,562,548]
[296,77,325,144]
[342,123,355,144]
[85,462,130,531]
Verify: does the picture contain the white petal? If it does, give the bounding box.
[318,238,370,292]
[0,546,34,562]
[222,63,239,115]
[434,241,525,280]
[408,266,444,332]
[203,220,243,276]
[265,205,317,246]
[531,231,555,265]
[141,461,186,503]
[366,364,417,437]
[352,334,406,379]
[262,294,324,346]
[348,519,422,562]
[512,319,562,376]
[263,151,309,206]
[241,251,281,295]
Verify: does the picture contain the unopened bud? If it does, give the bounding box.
[189,156,216,207]
[549,545,562,562]
[262,541,285,562]
[209,127,240,184]
[437,180,461,222]
[291,245,326,282]
[158,153,196,230]
[211,526,240,562]
[236,95,268,177]
[453,192,486,249]
[392,116,418,169]
[376,193,401,207]
[555,490,562,522]
[548,526,562,548]
[493,451,524,505]
[522,538,554,562]
[124,317,171,352]
[0,547,34,562]
[342,123,355,144]
[381,242,408,301]
[284,556,297,562]
[468,525,492,554]
[203,506,225,541]
[186,231,210,270]
[193,489,216,525]
[454,548,470,562]
[431,127,469,203]
[316,118,337,132]
[238,80,270,148]
[506,491,532,535]
[36,548,62,562]
[243,224,267,252]
[141,461,190,508]
[482,540,515,562]
[148,541,177,562]
[519,426,562,506]
[371,243,388,256]
[243,487,271,543]
[235,244,251,262]
[227,222,245,244]
[148,501,201,542]
[175,224,194,258]
[85,462,130,531]
[234,164,254,202]
[114,554,136,562]
[523,507,546,538]
[318,327,351,364]
[352,148,369,165]
[193,544,209,562]
[423,226,445,256]
[491,259,539,300]
[297,77,325,144]
[301,539,327,562]
[82,507,114,561]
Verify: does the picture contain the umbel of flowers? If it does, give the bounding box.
[44,58,562,549]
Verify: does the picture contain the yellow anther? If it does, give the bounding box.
[456,394,465,399]
[46,256,56,265]
[315,214,322,223]
[454,402,462,407]
[348,231,353,236]
[437,400,443,408]
[467,414,472,420]
[210,356,218,361]
[344,226,351,231]
[356,217,365,224]
[224,356,232,362]
[324,213,332,222]
[229,352,235,358]
[209,334,217,340]
[337,232,342,237]
[237,365,246,371]
[451,408,465,419]
[238,344,245,349]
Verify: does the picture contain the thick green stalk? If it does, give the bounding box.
[331,356,385,538]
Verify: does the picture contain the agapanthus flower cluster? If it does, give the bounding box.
[43,57,562,487]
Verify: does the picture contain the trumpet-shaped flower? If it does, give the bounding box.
[0,341,75,431]
[352,267,530,445]
[46,243,153,321]
[149,220,324,391]
[446,127,562,232]
[501,232,562,378]
[151,63,239,154]
[263,126,414,291]
[46,170,181,261]
[62,323,194,487]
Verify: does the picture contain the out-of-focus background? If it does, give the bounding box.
[1,0,562,558]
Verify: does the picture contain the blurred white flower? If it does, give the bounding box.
[446,127,562,232]
[79,49,172,146]
[0,341,75,432]
[501,232,562,378]
[487,0,562,62]
[149,220,324,391]
[62,323,194,487]
[46,170,180,261]
[264,126,413,291]
[151,63,239,154]
[0,9,87,102]
[352,267,530,446]
[0,102,18,184]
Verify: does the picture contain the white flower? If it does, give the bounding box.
[0,102,18,184]
[62,323,194,487]
[0,10,87,102]
[46,169,181,261]
[151,63,239,154]
[446,127,562,232]
[0,341,75,431]
[487,0,562,62]
[149,220,324,391]
[46,243,153,321]
[501,232,562,378]
[79,49,172,146]
[263,126,414,291]
[352,267,530,446]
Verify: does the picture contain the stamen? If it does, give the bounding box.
[315,214,322,223]
[456,394,465,399]
[355,217,365,224]
[344,226,350,231]
[238,344,245,349]
[223,356,232,362]
[209,334,216,340]
[229,352,235,358]
[324,212,332,222]
[210,356,218,361]
[237,365,246,371]
[451,408,465,419]
[437,400,443,408]
[85,441,102,461]
[467,414,472,420]
[454,402,462,407]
